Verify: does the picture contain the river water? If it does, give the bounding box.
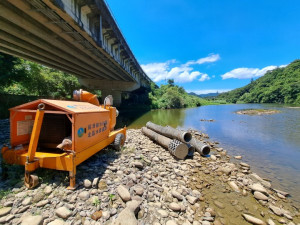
[121,104,300,204]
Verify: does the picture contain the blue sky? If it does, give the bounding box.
[106,0,300,94]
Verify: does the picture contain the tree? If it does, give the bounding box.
[0,52,26,90]
[167,79,174,86]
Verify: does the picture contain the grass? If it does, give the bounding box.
[108,194,115,205]
[93,198,101,207]
[0,189,12,200]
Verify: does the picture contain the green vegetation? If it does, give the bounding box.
[0,53,80,98]
[218,60,300,104]
[148,79,210,109]
[0,52,214,119]
[0,189,12,200]
[92,197,101,207]
[108,194,115,205]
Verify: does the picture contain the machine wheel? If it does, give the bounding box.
[24,174,39,189]
[114,133,125,151]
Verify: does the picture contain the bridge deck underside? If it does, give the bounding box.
[0,0,150,91]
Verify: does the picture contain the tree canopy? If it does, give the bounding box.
[0,52,80,98]
[218,60,300,105]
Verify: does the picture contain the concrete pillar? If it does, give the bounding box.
[101,90,122,106]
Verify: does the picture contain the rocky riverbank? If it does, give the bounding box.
[0,128,299,225]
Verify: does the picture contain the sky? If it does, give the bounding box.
[106,0,300,94]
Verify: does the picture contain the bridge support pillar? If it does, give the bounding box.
[101,90,122,107]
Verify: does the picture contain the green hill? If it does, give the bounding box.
[218,60,300,104]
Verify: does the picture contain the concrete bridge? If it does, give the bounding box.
[0,0,151,105]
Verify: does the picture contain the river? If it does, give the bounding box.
[119,104,300,204]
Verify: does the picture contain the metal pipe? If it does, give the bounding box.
[146,122,192,143]
[73,89,100,106]
[187,144,195,157]
[141,127,188,159]
[190,138,210,156]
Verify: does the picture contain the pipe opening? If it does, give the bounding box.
[182,132,192,143]
[201,146,211,156]
[187,145,195,157]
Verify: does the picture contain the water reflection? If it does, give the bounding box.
[120,108,186,129]
[120,104,300,204]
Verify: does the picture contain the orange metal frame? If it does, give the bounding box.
[1,102,126,189]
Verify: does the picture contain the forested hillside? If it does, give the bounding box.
[218,60,300,104]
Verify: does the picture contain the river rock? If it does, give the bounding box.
[132,161,143,169]
[250,183,268,195]
[44,186,53,194]
[128,173,137,182]
[254,191,268,201]
[91,211,102,221]
[55,207,72,219]
[166,220,177,225]
[134,186,144,196]
[269,204,283,216]
[21,215,43,225]
[33,191,45,203]
[240,162,250,168]
[3,201,13,207]
[102,211,110,220]
[111,207,137,225]
[22,197,32,206]
[98,180,107,190]
[228,181,240,192]
[0,207,11,217]
[211,155,217,160]
[126,200,142,214]
[186,195,198,204]
[171,190,184,201]
[152,156,159,162]
[214,200,225,209]
[273,189,289,197]
[169,202,181,211]
[242,214,265,225]
[92,177,99,188]
[267,219,276,225]
[0,216,5,224]
[158,209,169,218]
[84,179,92,188]
[117,185,131,202]
[79,191,90,200]
[36,199,49,207]
[202,221,211,225]
[234,156,242,160]
[220,167,232,175]
[48,219,65,225]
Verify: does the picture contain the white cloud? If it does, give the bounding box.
[221,65,286,80]
[185,54,220,66]
[198,73,210,82]
[187,89,232,95]
[141,54,220,83]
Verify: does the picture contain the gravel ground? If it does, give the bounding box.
[0,125,299,225]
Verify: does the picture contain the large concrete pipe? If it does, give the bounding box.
[187,144,195,157]
[146,122,192,143]
[190,138,210,156]
[141,127,188,159]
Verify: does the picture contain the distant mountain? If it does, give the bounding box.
[189,92,220,98]
[218,60,300,104]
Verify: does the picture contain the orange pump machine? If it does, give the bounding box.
[1,90,126,189]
